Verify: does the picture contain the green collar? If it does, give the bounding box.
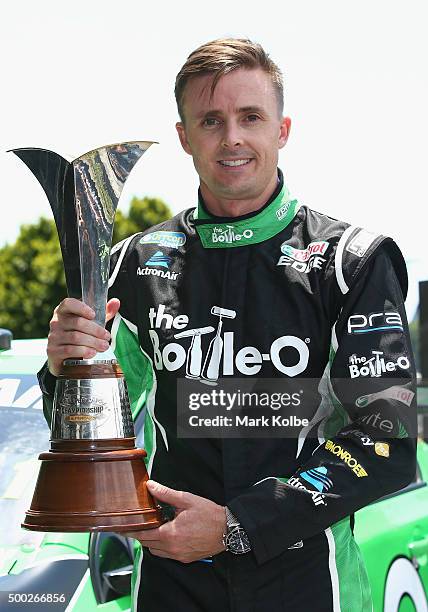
[193,183,299,248]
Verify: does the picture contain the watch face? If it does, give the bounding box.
[227,527,251,554]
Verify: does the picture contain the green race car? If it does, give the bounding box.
[0,334,139,612]
[355,441,428,611]
[0,333,427,611]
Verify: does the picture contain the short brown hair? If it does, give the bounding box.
[175,38,284,122]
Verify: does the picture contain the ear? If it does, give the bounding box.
[176,122,193,155]
[278,116,291,149]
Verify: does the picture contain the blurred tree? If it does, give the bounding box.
[0,196,172,339]
[0,218,65,339]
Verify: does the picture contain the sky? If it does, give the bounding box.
[1,0,427,319]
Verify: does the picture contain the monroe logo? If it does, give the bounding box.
[148,304,310,382]
[347,312,403,335]
[277,240,328,273]
[140,231,186,249]
[348,351,410,378]
[325,440,368,477]
[211,225,254,244]
[137,267,180,281]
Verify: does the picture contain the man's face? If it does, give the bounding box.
[176,68,290,212]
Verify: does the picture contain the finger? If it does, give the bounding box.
[146,480,190,508]
[55,298,95,319]
[122,529,163,542]
[106,298,120,323]
[58,329,111,351]
[61,330,109,351]
[48,343,97,362]
[50,317,110,344]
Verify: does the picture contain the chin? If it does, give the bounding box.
[218,188,254,201]
[217,179,256,197]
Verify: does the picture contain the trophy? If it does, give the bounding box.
[11,143,163,531]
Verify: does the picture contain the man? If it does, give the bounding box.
[39,39,416,611]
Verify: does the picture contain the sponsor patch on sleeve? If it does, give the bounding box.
[346,229,378,257]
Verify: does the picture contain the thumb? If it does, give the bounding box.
[146,480,190,508]
[106,298,120,323]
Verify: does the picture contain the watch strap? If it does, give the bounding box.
[223,506,251,554]
[225,506,240,529]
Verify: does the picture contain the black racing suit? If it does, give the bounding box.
[39,171,416,611]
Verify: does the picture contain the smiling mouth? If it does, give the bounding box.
[218,159,252,167]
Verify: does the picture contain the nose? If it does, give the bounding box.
[221,120,243,148]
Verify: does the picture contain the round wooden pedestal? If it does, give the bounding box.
[22,438,163,532]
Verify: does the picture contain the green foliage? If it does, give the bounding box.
[0,196,172,339]
[0,218,66,339]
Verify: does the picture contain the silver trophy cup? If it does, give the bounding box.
[11,142,163,531]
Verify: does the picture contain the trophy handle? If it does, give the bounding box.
[9,148,81,298]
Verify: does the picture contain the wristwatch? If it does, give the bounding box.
[222,507,251,554]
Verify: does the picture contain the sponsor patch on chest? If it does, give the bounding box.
[277,240,329,273]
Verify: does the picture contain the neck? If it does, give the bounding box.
[200,173,279,218]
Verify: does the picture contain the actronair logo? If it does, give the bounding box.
[211,225,254,244]
[287,477,327,506]
[325,440,368,477]
[137,267,180,280]
[300,467,333,493]
[145,251,171,268]
[348,351,410,378]
[137,251,181,281]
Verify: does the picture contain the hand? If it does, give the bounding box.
[47,297,120,376]
[125,480,227,563]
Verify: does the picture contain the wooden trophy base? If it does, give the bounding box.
[22,438,163,532]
